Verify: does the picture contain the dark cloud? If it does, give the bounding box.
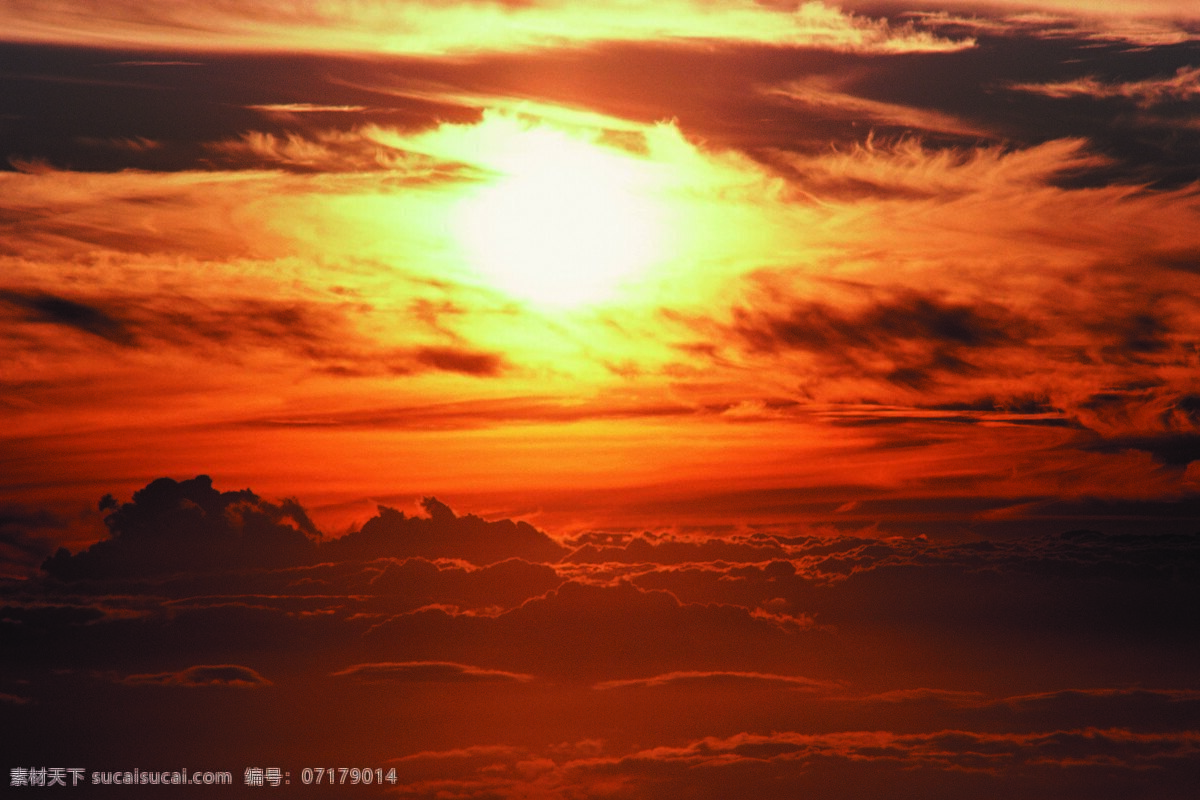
[41,475,319,580]
[1088,433,1200,466]
[6,478,1200,798]
[4,23,1197,187]
[382,723,1200,800]
[564,533,789,565]
[366,556,563,611]
[411,346,505,376]
[0,290,136,346]
[0,287,513,380]
[0,506,66,577]
[37,477,568,583]
[119,663,271,687]
[364,578,830,682]
[327,498,567,565]
[332,661,534,683]
[728,288,1032,389]
[922,394,1060,415]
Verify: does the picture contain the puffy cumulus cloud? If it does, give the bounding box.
[332,660,534,683]
[328,498,567,565]
[5,479,1199,799]
[0,1,973,55]
[41,475,319,580]
[622,529,1200,682]
[36,477,569,586]
[118,664,272,688]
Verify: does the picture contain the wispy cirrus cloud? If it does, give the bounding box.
[762,79,993,140]
[1010,65,1200,106]
[908,4,1200,47]
[0,1,973,55]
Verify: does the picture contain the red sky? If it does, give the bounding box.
[2,1,1200,798]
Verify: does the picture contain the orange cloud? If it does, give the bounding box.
[593,670,839,691]
[331,661,535,683]
[1011,65,1200,106]
[0,1,974,55]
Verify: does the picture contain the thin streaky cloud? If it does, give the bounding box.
[763,80,995,140]
[1010,65,1200,106]
[0,0,975,55]
[247,103,369,113]
[593,670,841,691]
[331,660,536,683]
[118,664,272,688]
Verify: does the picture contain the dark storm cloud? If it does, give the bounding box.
[0,290,136,345]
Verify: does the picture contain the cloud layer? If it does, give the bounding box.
[3,3,1200,796]
[5,477,1198,798]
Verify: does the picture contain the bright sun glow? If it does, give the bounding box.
[455,125,664,308]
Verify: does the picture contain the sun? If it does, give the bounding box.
[454,125,664,308]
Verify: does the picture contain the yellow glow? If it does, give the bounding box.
[454,125,664,308]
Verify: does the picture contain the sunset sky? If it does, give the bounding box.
[3,1,1199,797]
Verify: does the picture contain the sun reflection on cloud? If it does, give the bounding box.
[452,117,666,308]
